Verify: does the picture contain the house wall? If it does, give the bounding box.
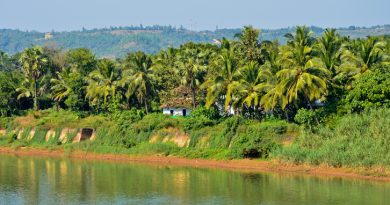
[162,108,192,116]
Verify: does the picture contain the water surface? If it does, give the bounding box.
[0,154,388,205]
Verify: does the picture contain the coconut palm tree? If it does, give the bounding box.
[315,28,344,77]
[86,59,121,105]
[271,26,329,110]
[121,51,155,113]
[176,43,209,108]
[233,61,272,109]
[50,68,72,109]
[18,46,48,111]
[203,48,241,111]
[342,37,385,75]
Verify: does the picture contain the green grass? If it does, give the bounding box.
[278,108,390,168]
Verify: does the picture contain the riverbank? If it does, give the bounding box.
[1,147,389,182]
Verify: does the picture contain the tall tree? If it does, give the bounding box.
[66,48,96,76]
[18,46,48,111]
[343,37,386,75]
[203,48,241,111]
[121,51,155,113]
[234,61,272,109]
[235,26,262,63]
[0,71,22,116]
[315,28,343,77]
[50,68,72,109]
[266,26,329,110]
[153,47,180,102]
[176,43,209,108]
[86,59,121,105]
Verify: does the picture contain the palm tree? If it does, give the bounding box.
[203,48,241,111]
[315,28,343,77]
[86,59,121,105]
[176,44,209,108]
[18,46,48,111]
[261,40,283,74]
[343,37,385,75]
[269,26,329,110]
[121,51,155,113]
[50,68,72,109]
[234,61,272,109]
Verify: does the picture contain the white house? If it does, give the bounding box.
[161,86,193,117]
[162,107,191,117]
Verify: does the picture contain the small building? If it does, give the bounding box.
[161,86,193,117]
[162,107,191,117]
[44,32,53,39]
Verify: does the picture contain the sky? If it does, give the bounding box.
[1,0,389,32]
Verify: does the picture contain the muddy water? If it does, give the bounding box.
[0,154,389,205]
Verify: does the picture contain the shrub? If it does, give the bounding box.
[110,109,145,132]
[230,123,281,158]
[181,116,215,131]
[279,108,390,167]
[341,65,390,113]
[190,106,220,120]
[294,108,324,129]
[0,117,13,129]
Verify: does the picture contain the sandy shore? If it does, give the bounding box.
[0,147,389,182]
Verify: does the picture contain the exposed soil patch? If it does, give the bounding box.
[150,127,190,147]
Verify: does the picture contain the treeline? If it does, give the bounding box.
[2,25,390,57]
[0,26,389,123]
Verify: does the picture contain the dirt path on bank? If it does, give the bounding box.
[0,147,389,182]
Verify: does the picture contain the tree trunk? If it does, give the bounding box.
[34,76,39,111]
[56,102,59,111]
[144,99,149,114]
[190,73,196,108]
[305,96,320,125]
[191,86,196,109]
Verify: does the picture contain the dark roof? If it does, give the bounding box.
[160,86,193,108]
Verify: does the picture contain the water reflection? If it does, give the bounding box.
[0,155,389,205]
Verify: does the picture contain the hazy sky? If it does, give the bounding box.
[1,0,389,31]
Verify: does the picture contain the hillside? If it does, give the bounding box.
[1,25,390,58]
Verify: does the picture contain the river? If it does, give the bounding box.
[0,154,388,205]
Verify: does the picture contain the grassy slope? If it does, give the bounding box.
[1,108,390,170]
[278,108,390,168]
[0,109,297,160]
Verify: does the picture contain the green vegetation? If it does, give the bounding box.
[1,25,390,57]
[278,108,390,167]
[0,25,390,170]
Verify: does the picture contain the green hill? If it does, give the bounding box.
[1,25,390,57]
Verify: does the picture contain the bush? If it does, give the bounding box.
[181,116,215,131]
[0,117,13,129]
[130,113,170,133]
[190,106,220,120]
[341,65,390,113]
[230,123,281,158]
[279,108,390,167]
[294,108,324,129]
[111,109,145,132]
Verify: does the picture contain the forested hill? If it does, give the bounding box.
[1,25,390,58]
